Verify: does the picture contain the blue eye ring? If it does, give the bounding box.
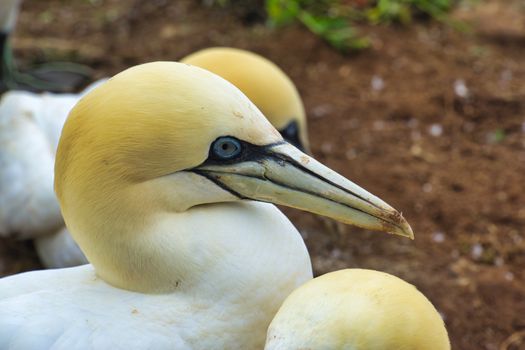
[212,137,243,160]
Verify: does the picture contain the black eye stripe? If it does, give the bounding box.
[279,120,304,152]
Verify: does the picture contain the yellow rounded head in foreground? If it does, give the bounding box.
[54,62,283,290]
[266,269,450,350]
[54,62,412,293]
[181,47,309,151]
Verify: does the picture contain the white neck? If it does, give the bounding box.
[62,172,313,345]
[83,201,310,289]
[68,192,311,295]
[63,170,312,292]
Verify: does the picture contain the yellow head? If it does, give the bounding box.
[55,62,411,291]
[181,47,309,151]
[55,62,280,206]
[266,269,450,350]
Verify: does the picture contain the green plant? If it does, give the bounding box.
[265,0,455,52]
[368,0,452,23]
[266,0,370,51]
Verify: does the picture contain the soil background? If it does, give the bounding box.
[1,1,524,349]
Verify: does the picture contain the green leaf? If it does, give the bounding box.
[266,0,301,26]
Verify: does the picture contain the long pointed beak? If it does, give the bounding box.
[193,142,413,239]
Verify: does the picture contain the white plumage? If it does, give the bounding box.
[0,202,311,349]
[0,80,104,267]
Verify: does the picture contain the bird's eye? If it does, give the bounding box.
[211,137,243,160]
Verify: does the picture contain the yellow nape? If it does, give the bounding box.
[266,269,450,350]
[181,47,308,151]
[55,60,281,201]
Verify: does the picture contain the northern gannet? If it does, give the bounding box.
[1,47,307,269]
[266,269,450,350]
[181,47,309,152]
[0,62,412,349]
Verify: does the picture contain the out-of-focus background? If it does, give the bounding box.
[1,0,524,348]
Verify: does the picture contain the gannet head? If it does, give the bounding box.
[265,269,451,350]
[181,47,309,152]
[56,61,412,238]
[55,62,412,291]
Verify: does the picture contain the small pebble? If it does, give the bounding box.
[331,248,342,259]
[429,123,443,137]
[423,183,433,193]
[373,120,385,131]
[500,69,512,84]
[411,130,422,141]
[432,231,445,243]
[371,75,385,91]
[321,142,333,153]
[463,122,475,133]
[343,118,360,129]
[454,79,469,98]
[312,104,333,118]
[471,243,483,260]
[345,148,357,160]
[410,144,422,156]
[504,271,514,281]
[338,65,352,78]
[407,118,419,129]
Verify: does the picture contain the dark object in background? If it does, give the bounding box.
[204,0,267,26]
[0,0,92,94]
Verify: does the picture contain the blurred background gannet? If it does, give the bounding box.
[0,62,411,349]
[0,80,105,268]
[266,269,450,350]
[181,47,309,152]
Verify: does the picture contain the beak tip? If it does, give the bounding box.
[404,224,415,240]
[398,217,414,240]
[387,211,414,240]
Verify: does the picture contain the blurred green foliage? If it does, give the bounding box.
[266,0,454,52]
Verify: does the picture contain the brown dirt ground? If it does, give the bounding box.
[1,0,524,349]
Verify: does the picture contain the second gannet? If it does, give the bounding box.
[181,47,309,151]
[266,269,450,350]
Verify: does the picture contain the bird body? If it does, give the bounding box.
[0,81,103,266]
[0,62,411,348]
[0,90,75,239]
[266,269,450,350]
[1,202,311,349]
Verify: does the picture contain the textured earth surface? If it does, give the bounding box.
[1,0,524,349]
